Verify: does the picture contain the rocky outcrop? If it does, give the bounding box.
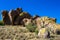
[38,28,50,38]
[35,16,60,38]
[2,8,32,26]
[23,18,32,26]
[1,8,60,38]
[2,10,12,25]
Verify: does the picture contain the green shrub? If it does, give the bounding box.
[0,20,4,26]
[26,23,37,32]
[35,29,39,35]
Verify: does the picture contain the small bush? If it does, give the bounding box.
[35,29,39,35]
[26,23,37,32]
[0,20,4,26]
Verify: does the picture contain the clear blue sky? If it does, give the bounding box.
[0,0,60,23]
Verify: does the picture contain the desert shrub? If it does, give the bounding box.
[35,29,39,35]
[0,20,4,26]
[26,23,37,32]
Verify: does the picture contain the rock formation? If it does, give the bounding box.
[2,10,12,25]
[38,28,50,38]
[2,8,32,26]
[1,8,60,38]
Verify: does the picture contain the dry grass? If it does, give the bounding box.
[0,26,60,40]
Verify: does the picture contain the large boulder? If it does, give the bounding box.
[8,10,19,25]
[13,15,24,25]
[8,8,23,25]
[23,18,32,26]
[50,24,60,35]
[14,12,32,26]
[2,10,11,25]
[35,16,56,30]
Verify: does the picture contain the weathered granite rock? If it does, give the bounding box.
[32,15,40,20]
[32,16,57,38]
[2,8,32,25]
[49,18,56,23]
[49,23,60,35]
[1,8,60,39]
[34,16,56,30]
[16,8,23,13]
[14,12,32,26]
[2,10,11,25]
[13,15,24,25]
[38,28,50,38]
[8,8,23,25]
[23,18,32,26]
[8,10,20,25]
[19,12,32,19]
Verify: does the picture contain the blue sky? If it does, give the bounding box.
[0,0,60,23]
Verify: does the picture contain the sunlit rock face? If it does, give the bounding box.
[52,24,60,34]
[35,16,58,38]
[35,16,56,30]
[23,18,32,26]
[38,28,49,38]
[35,16,49,30]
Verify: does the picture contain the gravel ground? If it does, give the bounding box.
[0,26,60,40]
